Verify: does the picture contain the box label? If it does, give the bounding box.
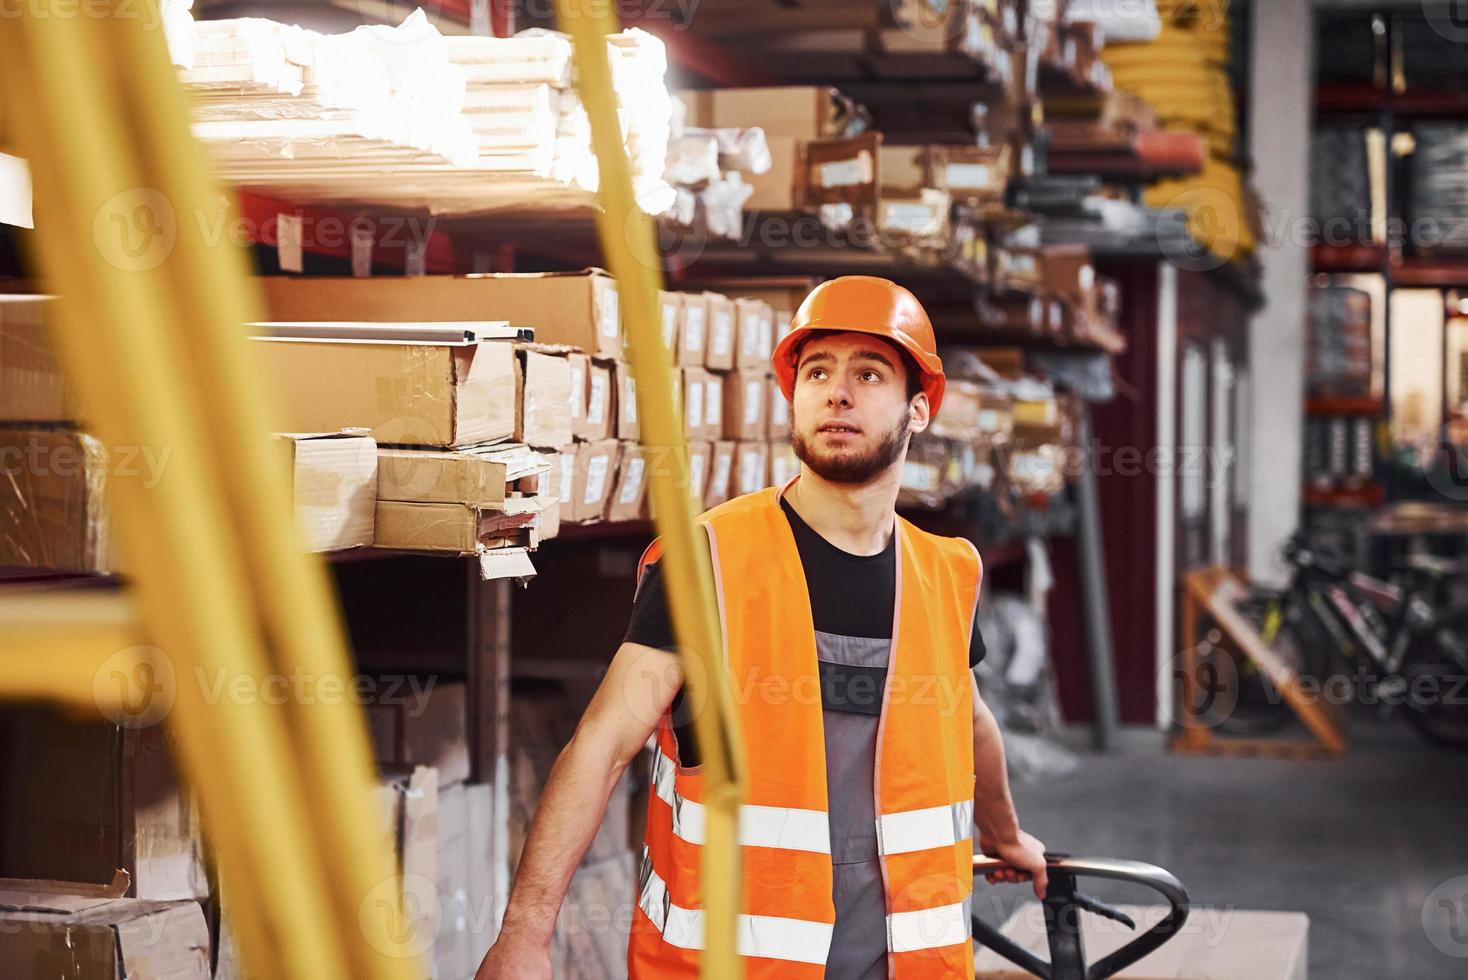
[662,304,678,349]
[705,377,722,428]
[771,389,791,428]
[568,361,585,419]
[740,313,761,357]
[618,457,645,504]
[584,454,610,504]
[689,454,706,495]
[711,311,734,356]
[587,373,608,425]
[600,287,621,340]
[684,307,706,352]
[711,452,732,492]
[686,379,704,429]
[817,153,873,188]
[738,450,762,494]
[559,454,574,503]
[881,202,941,235]
[744,380,763,426]
[623,375,637,423]
[945,162,992,189]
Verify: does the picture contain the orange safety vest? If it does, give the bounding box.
[628,477,983,979]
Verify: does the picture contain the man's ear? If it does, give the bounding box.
[908,391,931,434]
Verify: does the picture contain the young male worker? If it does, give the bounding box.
[478,276,1048,979]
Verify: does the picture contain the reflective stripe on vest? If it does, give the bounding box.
[650,747,832,853]
[877,800,974,856]
[638,848,835,964]
[888,900,971,953]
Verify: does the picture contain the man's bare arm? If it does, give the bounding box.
[972,674,1049,898]
[477,641,682,978]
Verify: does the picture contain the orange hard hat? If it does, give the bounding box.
[772,275,946,415]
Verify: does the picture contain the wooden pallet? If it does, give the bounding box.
[1171,567,1348,759]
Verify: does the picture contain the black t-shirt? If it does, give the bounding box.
[623,496,986,766]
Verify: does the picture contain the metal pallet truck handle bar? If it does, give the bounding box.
[554,4,748,979]
[971,854,1191,980]
[0,9,419,980]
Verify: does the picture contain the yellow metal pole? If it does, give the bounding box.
[552,8,747,979]
[0,6,410,979]
[110,12,422,977]
[0,593,145,711]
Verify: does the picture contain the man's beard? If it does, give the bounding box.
[792,411,910,484]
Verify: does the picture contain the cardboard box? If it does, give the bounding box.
[877,189,952,248]
[277,430,376,552]
[768,374,792,439]
[691,86,854,140]
[0,878,212,979]
[974,905,1308,980]
[746,135,804,211]
[702,371,725,443]
[768,440,799,487]
[734,441,770,497]
[260,270,623,357]
[704,293,737,371]
[515,344,574,450]
[929,144,1011,204]
[657,291,681,360]
[704,440,736,509]
[733,298,774,370]
[565,352,589,440]
[570,440,620,523]
[676,292,708,366]
[682,442,713,514]
[376,443,550,507]
[804,133,880,214]
[613,361,639,441]
[374,497,550,554]
[253,337,517,449]
[0,711,207,900]
[367,681,471,788]
[0,427,112,572]
[1036,244,1094,303]
[582,358,615,442]
[725,369,769,441]
[680,367,709,441]
[879,144,928,194]
[0,294,83,424]
[605,442,648,522]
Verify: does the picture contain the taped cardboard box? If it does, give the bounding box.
[605,442,647,522]
[724,369,769,441]
[704,293,736,371]
[702,371,725,443]
[675,292,708,366]
[252,336,517,449]
[735,441,770,497]
[259,270,623,357]
[377,442,551,508]
[366,680,471,788]
[0,709,207,901]
[613,361,639,442]
[514,343,574,450]
[0,427,112,573]
[569,439,620,524]
[277,430,376,553]
[0,294,86,424]
[704,440,736,509]
[732,298,774,370]
[804,132,881,217]
[0,877,211,979]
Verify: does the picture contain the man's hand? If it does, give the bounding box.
[978,829,1049,899]
[475,935,552,980]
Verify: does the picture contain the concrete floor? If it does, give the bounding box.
[975,718,1468,979]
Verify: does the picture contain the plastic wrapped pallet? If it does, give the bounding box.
[1309,126,1373,241]
[1411,122,1468,248]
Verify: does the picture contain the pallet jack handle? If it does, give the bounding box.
[971,853,1191,980]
